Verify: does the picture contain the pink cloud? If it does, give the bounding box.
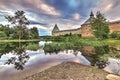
[0,0,61,16]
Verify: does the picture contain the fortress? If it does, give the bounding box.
[52,12,120,38]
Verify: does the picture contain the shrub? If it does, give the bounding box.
[110,32,117,38]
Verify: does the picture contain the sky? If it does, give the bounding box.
[0,0,120,36]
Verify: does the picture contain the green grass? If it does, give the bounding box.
[78,38,108,46]
[0,39,40,43]
[43,37,110,53]
[107,39,120,47]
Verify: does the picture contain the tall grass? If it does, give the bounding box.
[108,39,120,47]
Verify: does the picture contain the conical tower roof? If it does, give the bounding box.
[90,11,94,17]
[82,11,95,25]
[52,24,59,32]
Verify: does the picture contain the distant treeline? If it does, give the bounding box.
[0,24,39,40]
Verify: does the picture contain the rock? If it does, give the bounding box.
[106,74,120,80]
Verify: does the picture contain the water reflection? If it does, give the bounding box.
[104,57,120,75]
[0,41,120,80]
[0,42,120,69]
[80,45,120,75]
[39,41,52,46]
[0,43,91,80]
[5,54,29,70]
[80,45,110,68]
[0,42,40,70]
[0,41,90,71]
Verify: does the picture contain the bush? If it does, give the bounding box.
[110,32,118,38]
[110,32,120,39]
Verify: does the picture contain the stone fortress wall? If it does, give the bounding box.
[52,28,81,36]
[109,21,120,34]
[52,12,120,38]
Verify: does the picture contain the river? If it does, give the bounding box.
[0,41,120,80]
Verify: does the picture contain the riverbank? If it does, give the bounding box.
[0,39,40,42]
[24,62,108,80]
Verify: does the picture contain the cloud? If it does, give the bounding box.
[29,20,48,26]
[26,0,61,16]
[0,9,14,16]
[25,13,38,22]
[27,24,52,36]
[38,1,61,16]
[0,21,9,26]
[0,0,120,36]
[0,0,61,17]
[73,13,81,20]
[92,0,120,21]
[104,3,113,12]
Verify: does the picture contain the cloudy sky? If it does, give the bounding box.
[0,0,120,36]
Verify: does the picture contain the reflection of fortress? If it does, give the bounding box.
[52,12,120,38]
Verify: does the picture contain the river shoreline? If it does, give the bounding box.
[24,62,108,80]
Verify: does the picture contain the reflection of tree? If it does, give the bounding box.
[0,43,15,58]
[5,54,29,70]
[94,45,110,68]
[0,42,39,70]
[13,42,26,54]
[4,42,30,70]
[26,42,40,51]
[44,51,58,55]
[81,45,110,69]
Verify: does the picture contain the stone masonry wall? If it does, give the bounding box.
[52,29,81,36]
[109,22,120,34]
[81,24,94,38]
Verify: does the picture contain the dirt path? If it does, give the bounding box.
[24,62,108,80]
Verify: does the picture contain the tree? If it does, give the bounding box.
[0,24,11,38]
[29,27,39,39]
[5,10,29,40]
[0,31,7,39]
[91,11,109,40]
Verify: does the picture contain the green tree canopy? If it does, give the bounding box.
[0,31,7,39]
[91,11,109,40]
[5,10,29,40]
[29,27,39,39]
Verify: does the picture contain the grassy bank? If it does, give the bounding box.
[43,35,109,53]
[43,34,120,53]
[39,35,120,53]
[108,39,120,47]
[0,39,40,43]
